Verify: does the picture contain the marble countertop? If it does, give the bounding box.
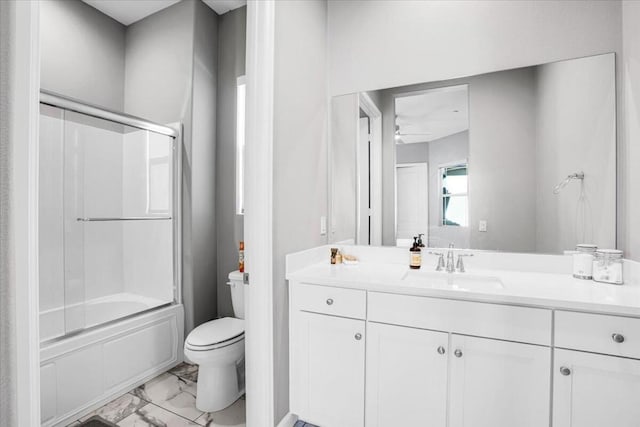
[287,261,640,317]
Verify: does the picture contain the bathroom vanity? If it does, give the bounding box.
[287,246,640,427]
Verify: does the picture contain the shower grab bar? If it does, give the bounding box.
[40,90,179,138]
[77,217,172,222]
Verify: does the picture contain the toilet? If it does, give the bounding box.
[184,271,245,412]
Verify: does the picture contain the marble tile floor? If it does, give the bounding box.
[66,363,245,427]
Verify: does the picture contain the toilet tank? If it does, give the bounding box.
[228,270,245,319]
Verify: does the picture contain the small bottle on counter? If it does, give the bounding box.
[410,236,422,270]
[573,244,597,280]
[239,241,245,273]
[592,249,624,285]
[330,247,338,264]
[336,249,343,264]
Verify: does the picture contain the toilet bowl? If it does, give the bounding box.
[184,271,245,412]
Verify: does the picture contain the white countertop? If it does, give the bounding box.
[287,260,640,317]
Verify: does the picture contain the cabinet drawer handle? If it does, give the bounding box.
[612,333,625,343]
[437,346,446,355]
[354,333,362,341]
[326,298,334,306]
[559,366,571,376]
[454,349,463,358]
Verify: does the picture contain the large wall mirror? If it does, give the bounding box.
[330,53,616,254]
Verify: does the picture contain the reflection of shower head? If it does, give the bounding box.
[554,171,584,194]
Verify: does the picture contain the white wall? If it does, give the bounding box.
[535,54,616,253]
[328,1,621,97]
[40,0,125,110]
[273,0,328,422]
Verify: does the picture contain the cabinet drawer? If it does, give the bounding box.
[555,311,640,359]
[368,292,552,345]
[294,283,366,319]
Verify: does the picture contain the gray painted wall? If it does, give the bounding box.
[468,68,537,252]
[330,93,358,243]
[124,0,219,333]
[191,0,219,327]
[621,0,640,261]
[535,54,616,253]
[215,6,246,317]
[40,0,126,110]
[273,0,329,422]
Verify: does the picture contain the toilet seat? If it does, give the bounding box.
[185,317,244,351]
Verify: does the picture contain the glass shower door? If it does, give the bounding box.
[39,102,177,341]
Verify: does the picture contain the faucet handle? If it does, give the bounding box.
[456,253,474,273]
[429,252,446,271]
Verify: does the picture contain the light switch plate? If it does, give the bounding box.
[479,220,488,232]
[320,216,327,235]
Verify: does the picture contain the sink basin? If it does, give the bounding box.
[402,269,504,291]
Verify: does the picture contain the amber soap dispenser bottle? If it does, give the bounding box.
[410,236,422,269]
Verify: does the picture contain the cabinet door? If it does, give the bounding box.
[295,312,365,427]
[365,322,448,427]
[449,334,551,427]
[553,348,640,427]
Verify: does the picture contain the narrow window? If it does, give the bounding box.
[236,76,246,215]
[440,163,468,227]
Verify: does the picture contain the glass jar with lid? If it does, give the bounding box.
[573,244,597,280]
[592,249,624,285]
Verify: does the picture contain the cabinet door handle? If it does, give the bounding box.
[612,333,625,343]
[559,366,571,376]
[454,349,463,358]
[326,298,334,306]
[437,346,446,355]
[354,333,362,341]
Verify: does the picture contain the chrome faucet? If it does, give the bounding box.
[446,243,456,273]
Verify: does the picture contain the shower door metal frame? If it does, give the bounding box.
[39,89,183,319]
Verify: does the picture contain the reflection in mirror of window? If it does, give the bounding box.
[440,164,468,227]
[236,76,246,215]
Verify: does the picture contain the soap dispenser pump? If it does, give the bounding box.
[410,236,422,270]
[417,233,425,248]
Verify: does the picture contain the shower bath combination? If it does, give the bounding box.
[38,90,184,426]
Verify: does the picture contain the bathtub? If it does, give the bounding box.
[40,293,172,342]
[39,302,184,426]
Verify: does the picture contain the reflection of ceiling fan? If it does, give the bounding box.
[394,125,432,142]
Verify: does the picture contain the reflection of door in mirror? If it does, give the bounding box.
[358,114,371,244]
[396,163,428,247]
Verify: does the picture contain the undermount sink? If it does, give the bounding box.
[402,269,504,291]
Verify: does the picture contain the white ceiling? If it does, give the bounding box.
[394,85,469,144]
[202,0,246,15]
[82,0,181,25]
[83,0,246,26]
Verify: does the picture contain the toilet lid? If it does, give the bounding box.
[186,317,245,347]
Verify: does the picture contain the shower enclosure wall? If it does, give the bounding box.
[38,91,184,426]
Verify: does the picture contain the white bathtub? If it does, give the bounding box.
[40,293,171,342]
[40,302,184,426]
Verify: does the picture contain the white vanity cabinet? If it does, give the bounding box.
[553,311,640,427]
[290,284,367,427]
[365,322,449,427]
[290,283,553,427]
[448,334,551,427]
